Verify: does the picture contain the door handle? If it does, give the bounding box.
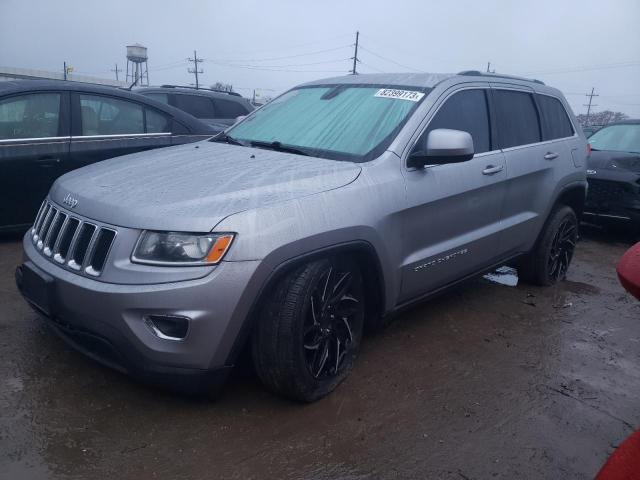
[482,165,504,175]
[544,152,559,161]
[35,156,61,167]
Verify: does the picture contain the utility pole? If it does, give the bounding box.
[111,63,121,81]
[63,61,67,80]
[187,50,204,89]
[486,61,495,73]
[583,87,599,125]
[351,31,360,75]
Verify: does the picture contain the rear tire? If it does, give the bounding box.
[251,256,365,402]
[520,205,578,286]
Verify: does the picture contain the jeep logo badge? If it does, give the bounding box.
[62,193,79,209]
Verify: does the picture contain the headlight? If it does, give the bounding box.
[132,231,234,266]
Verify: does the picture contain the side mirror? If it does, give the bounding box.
[408,128,475,168]
[234,115,246,124]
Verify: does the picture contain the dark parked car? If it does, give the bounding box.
[136,85,254,132]
[0,80,216,231]
[584,120,640,229]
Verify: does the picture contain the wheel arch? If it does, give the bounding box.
[554,181,587,219]
[223,240,387,366]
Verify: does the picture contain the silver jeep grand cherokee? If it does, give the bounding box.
[16,72,588,401]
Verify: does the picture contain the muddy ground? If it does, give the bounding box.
[1,227,638,480]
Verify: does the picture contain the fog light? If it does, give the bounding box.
[144,315,190,341]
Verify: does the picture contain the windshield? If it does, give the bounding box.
[588,124,640,154]
[224,84,429,161]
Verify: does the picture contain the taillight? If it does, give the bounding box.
[587,143,592,155]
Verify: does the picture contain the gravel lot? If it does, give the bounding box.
[1,227,638,480]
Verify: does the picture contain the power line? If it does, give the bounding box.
[187,50,204,89]
[207,58,350,69]
[359,61,387,73]
[358,45,424,72]
[521,61,640,76]
[218,33,354,57]
[212,45,352,64]
[205,61,345,73]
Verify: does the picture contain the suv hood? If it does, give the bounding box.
[587,150,640,173]
[50,141,361,231]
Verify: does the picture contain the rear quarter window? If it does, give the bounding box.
[537,95,574,140]
[213,98,250,119]
[494,90,541,148]
[173,94,216,118]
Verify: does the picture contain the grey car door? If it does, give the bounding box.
[490,86,554,255]
[0,91,70,228]
[399,87,507,302]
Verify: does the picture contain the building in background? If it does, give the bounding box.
[0,65,127,87]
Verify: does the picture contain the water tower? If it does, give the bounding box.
[125,44,149,86]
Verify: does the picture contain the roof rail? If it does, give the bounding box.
[457,70,545,85]
[158,84,242,96]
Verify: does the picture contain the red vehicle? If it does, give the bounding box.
[617,242,640,300]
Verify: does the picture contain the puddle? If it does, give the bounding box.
[484,266,519,287]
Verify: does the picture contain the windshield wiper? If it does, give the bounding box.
[211,133,245,146]
[249,140,311,156]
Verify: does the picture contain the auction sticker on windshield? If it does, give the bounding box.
[374,88,425,102]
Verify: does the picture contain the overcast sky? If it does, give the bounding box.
[1,0,639,116]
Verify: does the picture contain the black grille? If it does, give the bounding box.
[87,229,116,274]
[56,217,80,263]
[70,223,96,269]
[37,207,57,247]
[587,179,629,205]
[43,212,66,256]
[31,200,116,277]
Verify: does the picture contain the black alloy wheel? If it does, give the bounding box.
[303,263,363,379]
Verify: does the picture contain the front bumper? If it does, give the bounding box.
[584,176,640,225]
[17,233,261,392]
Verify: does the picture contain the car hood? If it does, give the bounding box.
[50,141,361,231]
[587,150,640,173]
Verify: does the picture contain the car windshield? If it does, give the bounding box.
[222,84,429,162]
[588,124,640,154]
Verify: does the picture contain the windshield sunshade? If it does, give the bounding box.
[225,85,429,162]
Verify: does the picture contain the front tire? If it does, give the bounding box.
[520,205,578,286]
[252,257,365,402]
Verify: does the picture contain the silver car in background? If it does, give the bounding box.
[16,71,588,401]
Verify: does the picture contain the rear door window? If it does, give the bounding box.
[421,89,491,154]
[493,90,541,148]
[145,108,170,133]
[173,94,216,118]
[537,95,574,140]
[213,98,249,119]
[79,95,144,135]
[0,93,61,139]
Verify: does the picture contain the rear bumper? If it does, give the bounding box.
[16,233,262,393]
